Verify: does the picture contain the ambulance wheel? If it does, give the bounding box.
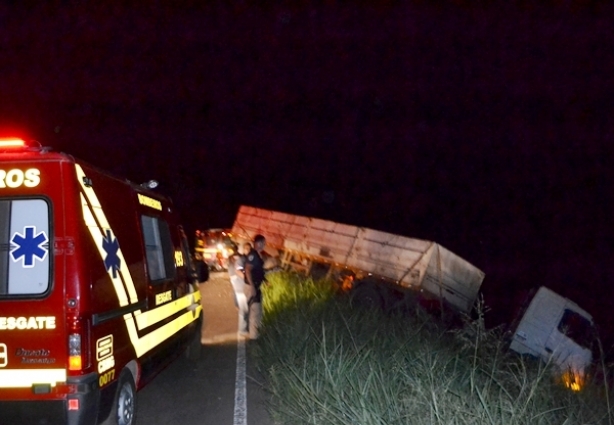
[110,371,137,425]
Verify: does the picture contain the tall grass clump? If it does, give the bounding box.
[262,270,337,320]
[254,272,614,425]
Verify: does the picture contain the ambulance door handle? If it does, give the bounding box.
[54,237,75,255]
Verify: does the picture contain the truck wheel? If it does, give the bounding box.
[109,371,137,425]
[351,283,383,310]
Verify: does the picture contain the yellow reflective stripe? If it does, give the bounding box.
[134,292,199,329]
[0,369,66,388]
[125,304,202,357]
[76,164,139,305]
[75,164,201,359]
[80,193,130,307]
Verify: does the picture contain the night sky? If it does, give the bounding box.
[2,2,613,344]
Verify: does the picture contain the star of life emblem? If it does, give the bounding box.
[10,226,49,268]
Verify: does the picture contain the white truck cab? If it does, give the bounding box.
[509,286,594,390]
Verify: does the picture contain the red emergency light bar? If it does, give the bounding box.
[0,138,46,153]
[0,137,26,148]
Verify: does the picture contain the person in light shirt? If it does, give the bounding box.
[227,242,249,337]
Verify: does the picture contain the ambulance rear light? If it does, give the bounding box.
[68,334,82,370]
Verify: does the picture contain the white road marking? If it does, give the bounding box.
[233,335,247,425]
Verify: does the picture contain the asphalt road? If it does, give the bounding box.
[136,272,273,425]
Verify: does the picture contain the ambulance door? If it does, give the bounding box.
[0,194,67,397]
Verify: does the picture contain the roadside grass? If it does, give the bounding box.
[253,271,614,425]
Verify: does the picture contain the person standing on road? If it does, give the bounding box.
[244,235,267,340]
[227,242,249,337]
[194,253,210,285]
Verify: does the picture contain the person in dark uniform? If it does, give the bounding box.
[194,253,209,284]
[244,235,267,339]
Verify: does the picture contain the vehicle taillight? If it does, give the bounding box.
[68,316,87,371]
[69,334,82,370]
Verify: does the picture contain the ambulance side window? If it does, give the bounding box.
[141,215,175,283]
[0,198,51,296]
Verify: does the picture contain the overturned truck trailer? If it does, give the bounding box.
[231,205,485,314]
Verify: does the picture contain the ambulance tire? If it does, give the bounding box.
[108,371,137,425]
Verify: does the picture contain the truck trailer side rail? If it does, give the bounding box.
[231,205,485,313]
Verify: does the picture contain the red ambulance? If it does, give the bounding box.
[0,138,202,424]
